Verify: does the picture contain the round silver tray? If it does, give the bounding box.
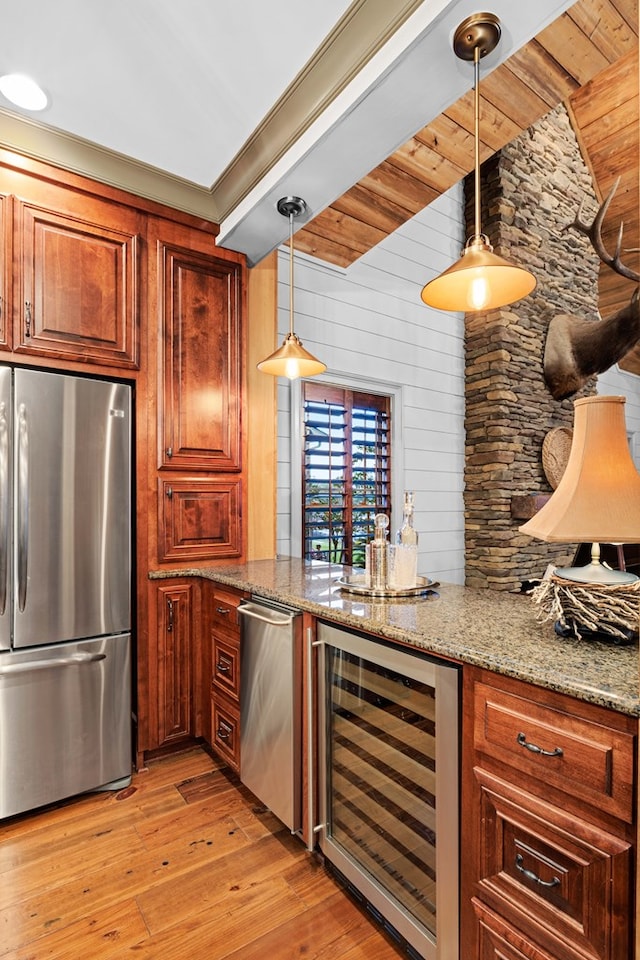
[336,574,437,598]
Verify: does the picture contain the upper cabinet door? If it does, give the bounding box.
[0,194,11,352]
[159,243,243,471]
[15,191,141,368]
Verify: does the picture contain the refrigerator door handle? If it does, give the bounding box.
[0,651,107,676]
[0,399,9,615]
[17,402,28,613]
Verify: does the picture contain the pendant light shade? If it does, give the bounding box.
[257,196,326,380]
[256,332,327,379]
[421,13,536,312]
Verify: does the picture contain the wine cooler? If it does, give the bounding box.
[315,621,460,960]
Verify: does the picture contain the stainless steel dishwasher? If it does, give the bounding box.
[238,596,302,833]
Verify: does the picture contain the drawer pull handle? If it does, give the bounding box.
[517,731,563,758]
[216,606,230,615]
[217,725,230,742]
[515,854,560,889]
[216,660,230,674]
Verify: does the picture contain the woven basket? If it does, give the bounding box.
[542,427,573,489]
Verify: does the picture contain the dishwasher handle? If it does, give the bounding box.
[238,601,299,626]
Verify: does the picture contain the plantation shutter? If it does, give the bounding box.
[302,382,391,565]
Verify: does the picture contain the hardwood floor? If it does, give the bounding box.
[0,746,406,959]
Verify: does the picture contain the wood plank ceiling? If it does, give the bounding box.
[296,0,640,373]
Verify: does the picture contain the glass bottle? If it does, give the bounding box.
[398,491,418,547]
[365,513,389,590]
[389,491,418,588]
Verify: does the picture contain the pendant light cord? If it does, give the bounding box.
[288,211,295,337]
[473,44,481,240]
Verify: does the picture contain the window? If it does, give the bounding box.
[302,381,391,566]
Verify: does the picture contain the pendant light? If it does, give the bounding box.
[421,13,536,312]
[257,196,326,379]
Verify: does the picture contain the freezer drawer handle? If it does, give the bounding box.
[0,652,107,676]
[238,604,296,626]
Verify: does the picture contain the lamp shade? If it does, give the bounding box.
[520,396,640,544]
[256,332,326,380]
[421,236,536,311]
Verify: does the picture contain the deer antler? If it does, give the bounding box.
[565,177,640,282]
[544,179,640,400]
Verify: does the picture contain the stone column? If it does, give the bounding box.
[464,104,599,590]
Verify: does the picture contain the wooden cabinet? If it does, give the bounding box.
[158,241,242,472]
[157,477,242,562]
[13,185,141,367]
[151,229,246,567]
[155,579,196,748]
[0,193,10,350]
[462,668,636,960]
[207,583,244,771]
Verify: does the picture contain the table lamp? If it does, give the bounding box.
[520,395,640,584]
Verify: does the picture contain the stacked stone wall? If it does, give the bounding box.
[464,104,600,590]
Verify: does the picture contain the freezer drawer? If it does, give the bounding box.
[239,598,302,833]
[0,632,131,818]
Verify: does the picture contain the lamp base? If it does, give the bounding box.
[555,561,639,585]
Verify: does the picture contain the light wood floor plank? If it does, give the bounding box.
[1,899,149,960]
[0,747,405,960]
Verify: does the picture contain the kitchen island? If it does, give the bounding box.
[151,555,639,716]
[150,557,639,960]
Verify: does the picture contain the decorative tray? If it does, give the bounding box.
[336,575,438,598]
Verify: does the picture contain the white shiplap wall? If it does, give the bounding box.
[276,186,468,584]
[597,364,640,468]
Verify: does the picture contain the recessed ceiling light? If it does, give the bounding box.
[0,73,48,111]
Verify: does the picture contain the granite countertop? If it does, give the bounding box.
[150,557,640,717]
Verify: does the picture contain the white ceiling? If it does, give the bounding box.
[0,0,354,185]
[0,0,576,264]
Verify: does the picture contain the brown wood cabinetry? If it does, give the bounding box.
[141,224,246,755]
[207,582,244,772]
[0,167,142,366]
[158,477,242,562]
[0,193,10,350]
[155,579,196,748]
[149,224,246,570]
[462,667,636,960]
[158,241,242,472]
[13,184,141,367]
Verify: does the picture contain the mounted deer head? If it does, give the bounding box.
[543,178,640,401]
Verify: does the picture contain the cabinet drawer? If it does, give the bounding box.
[212,633,240,702]
[474,768,631,960]
[211,587,243,630]
[211,695,240,772]
[474,681,635,822]
[474,900,561,960]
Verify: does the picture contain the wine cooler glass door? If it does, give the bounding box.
[317,621,459,960]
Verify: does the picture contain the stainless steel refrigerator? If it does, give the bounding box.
[0,366,132,819]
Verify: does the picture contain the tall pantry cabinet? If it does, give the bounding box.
[144,215,246,755]
[0,149,248,762]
